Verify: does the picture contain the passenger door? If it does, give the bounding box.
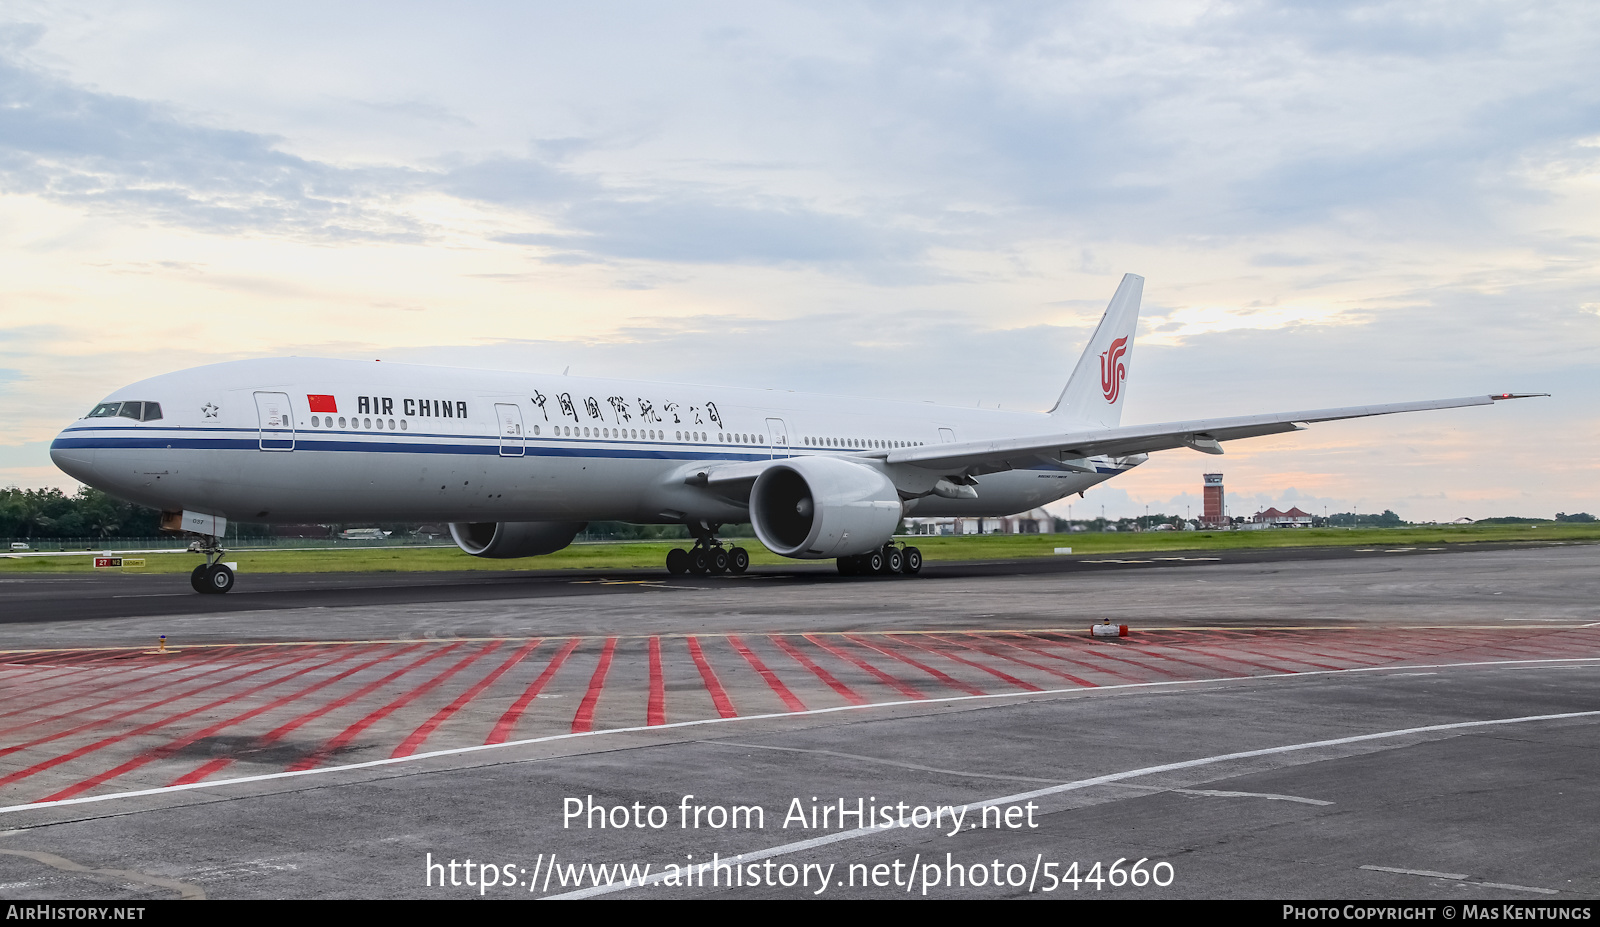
[766,417,790,458]
[496,403,526,457]
[254,392,295,451]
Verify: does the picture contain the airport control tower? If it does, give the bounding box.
[1202,473,1225,526]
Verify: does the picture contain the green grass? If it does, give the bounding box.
[2,522,1597,575]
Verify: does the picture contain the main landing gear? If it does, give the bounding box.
[188,539,235,594]
[665,523,749,576]
[837,543,923,577]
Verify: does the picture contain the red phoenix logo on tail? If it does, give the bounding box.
[1099,336,1128,403]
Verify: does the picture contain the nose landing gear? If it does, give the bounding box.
[665,522,748,576]
[188,539,235,594]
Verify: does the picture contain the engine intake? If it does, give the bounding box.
[749,457,902,559]
[449,521,586,558]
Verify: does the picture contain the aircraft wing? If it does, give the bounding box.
[885,393,1547,477]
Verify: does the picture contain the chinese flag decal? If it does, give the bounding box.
[307,394,338,413]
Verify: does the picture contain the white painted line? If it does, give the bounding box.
[1175,788,1331,805]
[1360,865,1558,895]
[1475,881,1559,895]
[1121,784,1331,805]
[3,656,1597,818]
[1361,864,1468,880]
[552,708,1600,898]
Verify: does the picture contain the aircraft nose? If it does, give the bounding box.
[49,428,99,484]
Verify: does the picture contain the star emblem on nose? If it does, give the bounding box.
[201,402,219,419]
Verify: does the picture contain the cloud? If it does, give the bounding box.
[0,51,430,242]
[498,196,929,267]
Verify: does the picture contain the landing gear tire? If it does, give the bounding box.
[190,564,209,593]
[689,549,710,574]
[201,563,234,594]
[881,546,904,575]
[836,557,857,575]
[903,546,923,575]
[666,548,689,575]
[728,547,749,574]
[863,550,886,574]
[709,548,730,574]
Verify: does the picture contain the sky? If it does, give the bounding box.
[0,1,1596,521]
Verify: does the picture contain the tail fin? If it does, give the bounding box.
[1048,273,1144,427]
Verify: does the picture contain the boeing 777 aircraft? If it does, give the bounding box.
[50,274,1543,593]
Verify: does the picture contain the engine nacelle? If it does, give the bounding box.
[449,521,586,558]
[749,456,903,559]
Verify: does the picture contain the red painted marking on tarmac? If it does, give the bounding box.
[998,633,1142,683]
[0,659,125,696]
[169,642,440,785]
[0,650,262,733]
[0,645,255,709]
[290,642,504,772]
[0,647,324,762]
[1203,634,1351,671]
[0,648,329,791]
[939,634,1098,688]
[728,635,806,712]
[803,634,926,700]
[888,635,1039,692]
[647,637,666,726]
[1234,634,1389,669]
[687,637,737,719]
[393,639,544,757]
[770,636,866,706]
[40,645,385,801]
[1161,640,1330,674]
[1020,632,1185,680]
[844,635,985,696]
[1117,640,1282,679]
[485,638,581,745]
[571,638,619,733]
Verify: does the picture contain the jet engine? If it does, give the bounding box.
[448,521,586,558]
[749,456,903,559]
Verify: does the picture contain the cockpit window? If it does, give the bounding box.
[84,401,163,422]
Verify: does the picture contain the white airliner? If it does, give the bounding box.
[50,274,1543,593]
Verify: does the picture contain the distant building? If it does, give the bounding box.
[1252,506,1313,527]
[1201,473,1227,527]
[904,508,1055,536]
[339,528,392,540]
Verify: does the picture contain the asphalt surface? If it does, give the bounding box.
[0,538,1588,632]
[0,542,1596,901]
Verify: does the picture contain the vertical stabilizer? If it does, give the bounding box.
[1049,273,1144,427]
